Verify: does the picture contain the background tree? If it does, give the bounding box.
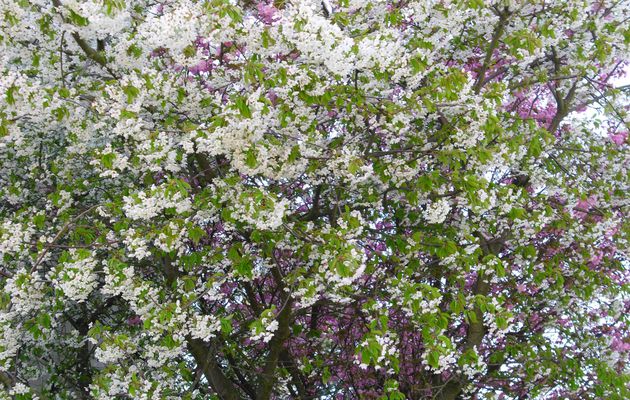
[0,1,628,399]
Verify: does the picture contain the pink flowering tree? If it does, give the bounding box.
[0,1,629,399]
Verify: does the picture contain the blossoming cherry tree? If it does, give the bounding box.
[0,1,628,399]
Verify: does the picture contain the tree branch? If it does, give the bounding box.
[187,339,242,400]
[51,0,118,79]
[257,265,293,400]
[438,233,505,400]
[473,9,510,93]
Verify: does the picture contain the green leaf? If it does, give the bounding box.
[183,44,196,58]
[188,226,205,245]
[245,147,258,168]
[123,85,140,104]
[127,43,143,58]
[68,10,89,26]
[428,350,440,369]
[322,366,331,384]
[220,317,233,335]
[235,97,252,118]
[182,276,196,292]
[6,85,18,105]
[288,145,301,163]
[235,259,253,279]
[261,29,275,48]
[33,214,46,229]
[528,135,542,157]
[101,153,115,169]
[38,313,51,329]
[508,207,527,220]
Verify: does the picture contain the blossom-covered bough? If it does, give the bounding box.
[0,0,628,399]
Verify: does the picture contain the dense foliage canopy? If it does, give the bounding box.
[1,0,629,399]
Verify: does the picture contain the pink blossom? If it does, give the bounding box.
[611,337,630,352]
[257,2,278,24]
[529,312,543,329]
[267,90,279,106]
[589,250,607,269]
[557,317,571,327]
[189,60,212,75]
[610,131,627,145]
[574,195,597,219]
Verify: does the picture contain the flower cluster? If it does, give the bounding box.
[0,0,628,399]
